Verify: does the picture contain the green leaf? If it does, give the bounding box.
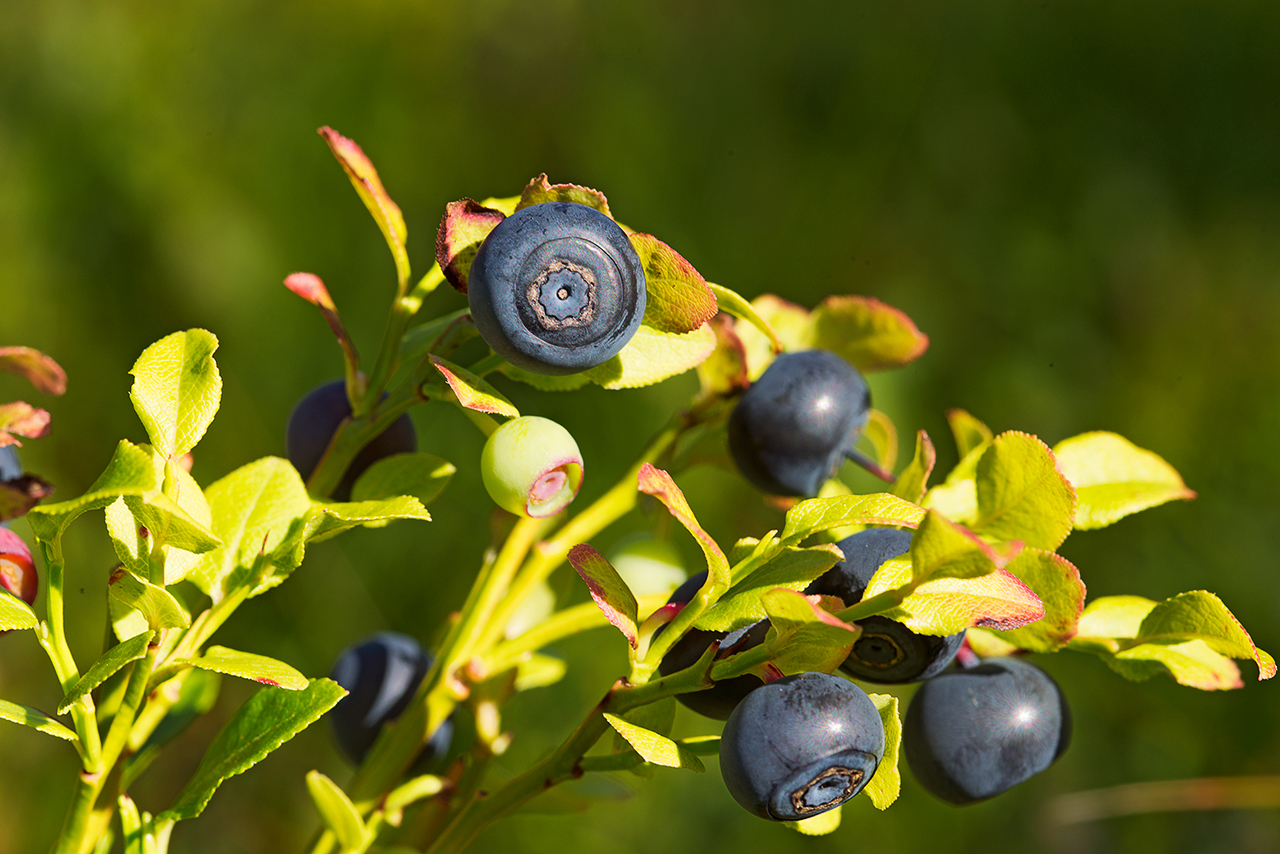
[603,713,705,772]
[585,322,717,390]
[863,693,901,809]
[568,544,640,648]
[189,457,313,602]
[706,283,783,353]
[160,678,346,822]
[1074,594,1155,642]
[128,330,222,458]
[733,294,813,380]
[761,589,860,675]
[637,464,730,589]
[891,430,936,503]
[514,653,567,692]
[108,568,191,631]
[495,361,592,392]
[945,408,992,459]
[304,495,431,543]
[789,806,842,836]
[779,493,925,546]
[435,199,505,292]
[807,295,929,372]
[1130,591,1275,680]
[0,345,67,394]
[351,452,455,507]
[306,770,368,851]
[629,233,717,334]
[177,646,308,690]
[1112,640,1244,690]
[972,432,1075,551]
[696,544,844,632]
[516,174,612,216]
[983,549,1085,653]
[384,774,446,814]
[1053,431,1197,530]
[908,510,1020,584]
[431,356,519,417]
[105,497,149,578]
[0,698,78,743]
[0,587,37,631]
[610,697,677,761]
[27,440,157,543]
[920,441,988,525]
[319,127,410,288]
[58,632,153,714]
[865,557,1044,635]
[130,669,221,759]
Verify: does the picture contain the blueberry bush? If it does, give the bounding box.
[0,128,1274,854]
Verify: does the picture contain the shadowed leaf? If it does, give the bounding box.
[0,401,51,446]
[568,544,639,648]
[945,408,992,458]
[697,543,844,632]
[351,452,455,507]
[0,473,54,522]
[761,589,860,675]
[306,770,369,851]
[734,294,812,380]
[108,567,191,631]
[696,314,749,400]
[892,430,936,503]
[435,199,505,293]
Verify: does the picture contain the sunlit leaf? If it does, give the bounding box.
[319,127,410,287]
[984,549,1085,653]
[58,632,153,714]
[516,174,612,216]
[0,699,78,743]
[431,356,519,417]
[603,713,704,772]
[585,322,717,389]
[0,587,37,632]
[108,567,191,631]
[638,464,730,587]
[863,694,901,809]
[176,646,308,690]
[306,770,368,851]
[945,408,992,459]
[0,346,67,395]
[972,432,1075,551]
[434,199,506,293]
[761,588,859,675]
[629,233,717,334]
[128,329,222,458]
[780,493,925,546]
[808,295,929,372]
[1053,431,1196,530]
[697,544,843,632]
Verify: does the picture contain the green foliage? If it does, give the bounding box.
[603,713,705,772]
[174,646,308,691]
[127,330,222,459]
[307,770,370,852]
[760,588,859,675]
[0,586,37,631]
[108,569,190,634]
[568,544,639,649]
[160,679,346,822]
[779,493,925,546]
[696,543,843,632]
[432,356,520,417]
[351,452,455,506]
[1053,431,1198,529]
[58,632,153,714]
[628,232,718,334]
[0,698,80,743]
[864,694,901,810]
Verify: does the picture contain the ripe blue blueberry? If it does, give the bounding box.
[657,570,767,720]
[328,632,453,766]
[0,446,20,482]
[286,379,417,502]
[807,528,963,683]
[904,656,1071,804]
[468,202,647,376]
[720,672,885,821]
[727,350,878,497]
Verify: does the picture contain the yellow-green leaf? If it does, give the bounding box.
[585,323,717,389]
[0,699,79,743]
[972,432,1075,551]
[1053,431,1196,530]
[603,713,704,772]
[863,694,901,809]
[945,408,992,458]
[176,646,308,690]
[319,127,410,287]
[128,330,221,458]
[807,295,929,372]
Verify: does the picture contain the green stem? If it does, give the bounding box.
[835,585,913,623]
[50,772,99,854]
[360,264,445,417]
[477,593,669,678]
[36,541,101,769]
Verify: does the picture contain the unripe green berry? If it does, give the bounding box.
[481,416,584,518]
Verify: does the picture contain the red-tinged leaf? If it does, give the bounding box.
[318,127,410,287]
[0,402,51,446]
[807,295,929,372]
[516,174,612,217]
[435,199,506,293]
[0,473,54,522]
[908,510,1021,583]
[284,273,359,371]
[892,430,936,503]
[629,233,718,334]
[1131,591,1276,681]
[889,568,1045,635]
[972,432,1077,551]
[987,549,1086,653]
[696,314,749,399]
[568,544,639,648]
[945,408,992,459]
[430,357,519,418]
[637,464,730,587]
[0,347,67,395]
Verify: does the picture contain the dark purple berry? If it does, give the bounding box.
[904,657,1071,804]
[468,202,646,375]
[720,672,885,821]
[286,379,417,501]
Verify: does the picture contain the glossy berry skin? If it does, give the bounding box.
[329,632,452,766]
[807,528,964,683]
[468,202,646,376]
[657,571,768,720]
[286,380,417,502]
[481,416,583,518]
[904,657,1071,804]
[727,350,872,497]
[720,672,885,821]
[0,527,38,609]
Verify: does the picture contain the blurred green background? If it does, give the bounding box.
[2,1,1278,852]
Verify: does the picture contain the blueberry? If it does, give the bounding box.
[0,446,20,482]
[904,657,1071,804]
[328,632,453,766]
[720,672,885,821]
[727,350,873,497]
[286,379,417,501]
[480,416,583,518]
[656,571,767,720]
[468,202,647,376]
[807,528,964,683]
